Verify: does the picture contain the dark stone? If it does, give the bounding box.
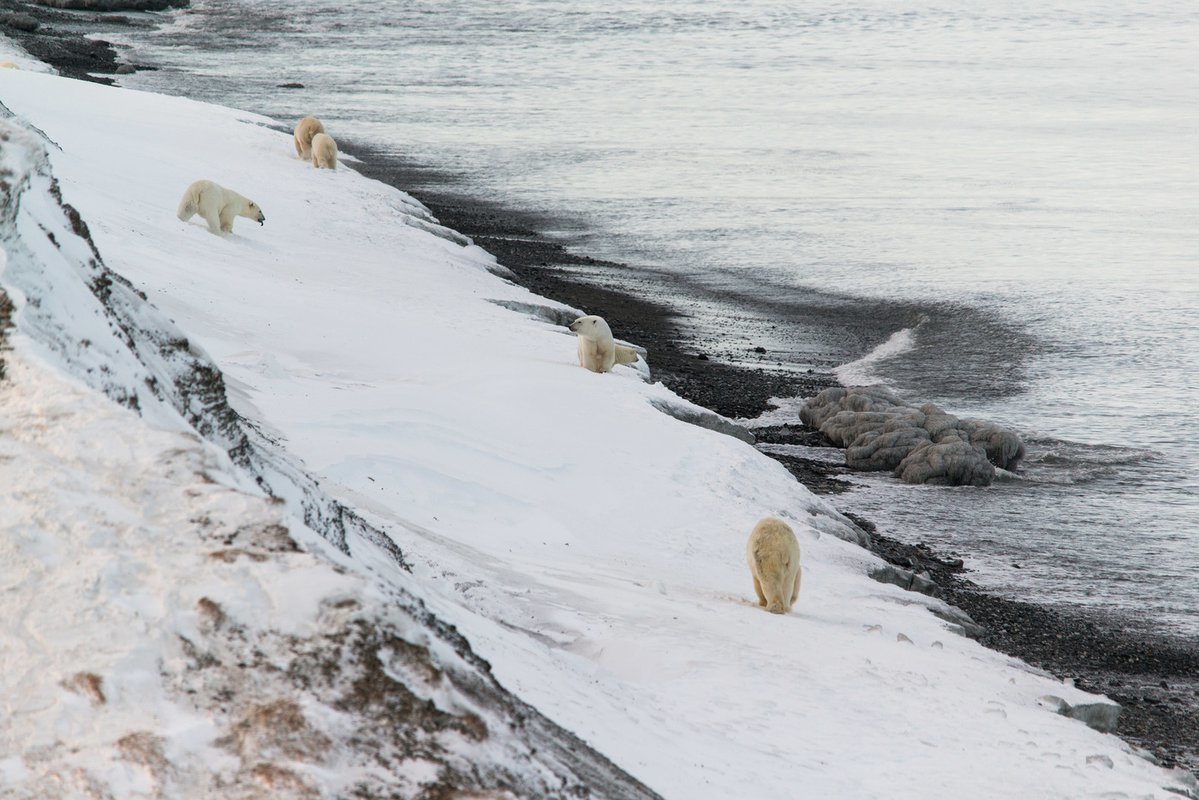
[29,0,188,10]
[0,12,38,31]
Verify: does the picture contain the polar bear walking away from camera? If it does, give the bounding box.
[176,180,265,235]
[568,315,640,373]
[293,115,325,160]
[747,517,801,614]
[310,132,338,169]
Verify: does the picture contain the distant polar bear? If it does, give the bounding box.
[0,61,18,69]
[293,115,324,160]
[310,132,338,169]
[176,179,265,235]
[746,517,801,614]
[568,315,640,373]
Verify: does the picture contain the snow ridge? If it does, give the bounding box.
[0,112,660,798]
[0,109,406,569]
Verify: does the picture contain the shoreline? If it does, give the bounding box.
[338,145,1199,777]
[6,9,1198,778]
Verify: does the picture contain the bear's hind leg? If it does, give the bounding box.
[790,568,801,606]
[752,575,767,607]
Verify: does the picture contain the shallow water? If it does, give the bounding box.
[104,0,1199,634]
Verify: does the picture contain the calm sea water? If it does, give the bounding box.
[103,1,1199,634]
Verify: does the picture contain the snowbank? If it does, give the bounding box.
[0,68,1191,799]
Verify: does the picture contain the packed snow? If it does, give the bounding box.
[1,67,1194,798]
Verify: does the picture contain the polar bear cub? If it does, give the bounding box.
[746,517,801,614]
[293,115,325,160]
[176,179,265,235]
[568,315,640,373]
[310,132,338,170]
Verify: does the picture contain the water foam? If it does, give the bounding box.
[833,326,918,387]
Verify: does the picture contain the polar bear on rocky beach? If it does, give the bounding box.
[310,132,338,169]
[746,517,802,614]
[293,115,324,160]
[568,315,640,373]
[176,179,265,235]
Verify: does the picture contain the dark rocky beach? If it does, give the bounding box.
[5,3,1197,782]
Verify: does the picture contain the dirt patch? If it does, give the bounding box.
[61,671,106,705]
[0,289,13,381]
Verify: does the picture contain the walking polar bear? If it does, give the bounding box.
[310,132,338,169]
[568,315,640,373]
[746,517,801,614]
[293,115,324,160]
[176,179,265,235]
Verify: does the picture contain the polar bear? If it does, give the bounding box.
[176,179,265,235]
[293,115,324,160]
[568,315,640,373]
[746,517,801,614]
[0,61,18,69]
[310,132,338,170]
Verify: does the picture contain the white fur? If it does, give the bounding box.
[176,179,265,235]
[293,115,324,160]
[746,517,801,614]
[310,132,338,170]
[568,314,639,373]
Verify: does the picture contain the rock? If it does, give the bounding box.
[1,13,39,32]
[1037,695,1122,734]
[1066,702,1121,733]
[868,564,938,597]
[846,426,931,471]
[894,433,996,486]
[277,82,305,89]
[1037,695,1070,714]
[486,298,582,328]
[930,641,943,649]
[960,418,1026,469]
[926,601,985,638]
[115,64,137,75]
[896,633,913,644]
[648,398,754,444]
[29,0,189,9]
[1085,754,1114,769]
[799,386,1024,486]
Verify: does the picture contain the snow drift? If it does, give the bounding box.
[0,66,1191,800]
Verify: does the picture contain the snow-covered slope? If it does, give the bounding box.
[0,69,1192,799]
[0,100,658,798]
